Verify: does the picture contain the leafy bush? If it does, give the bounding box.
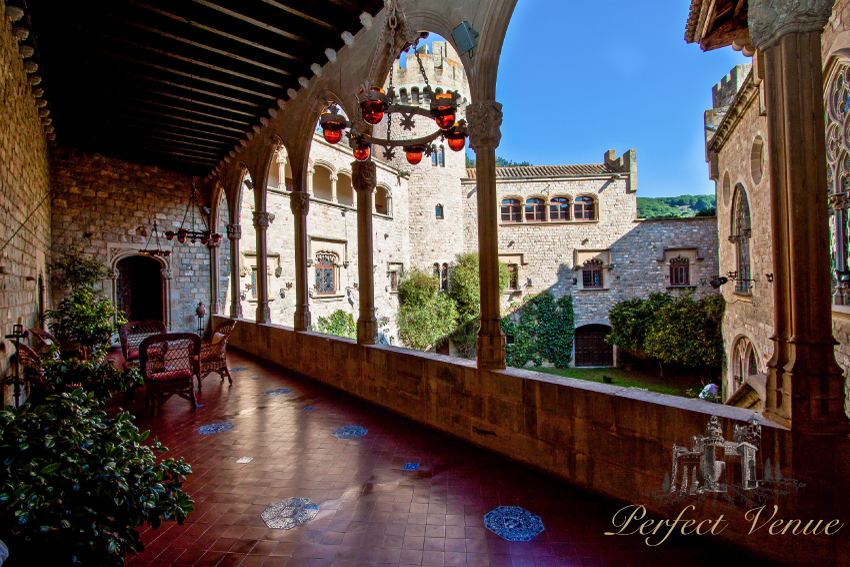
[0,390,194,566]
[48,288,124,352]
[33,355,142,404]
[50,244,110,291]
[397,269,458,351]
[502,292,574,369]
[645,293,725,371]
[446,254,510,357]
[316,309,357,339]
[606,292,674,357]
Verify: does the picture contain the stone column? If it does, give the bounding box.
[307,165,314,195]
[331,173,338,203]
[468,101,506,369]
[277,147,288,191]
[352,160,378,345]
[227,223,242,319]
[208,239,221,316]
[253,211,273,324]
[291,191,312,331]
[750,0,849,432]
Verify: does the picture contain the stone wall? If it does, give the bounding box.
[220,315,850,567]
[0,1,52,404]
[238,136,409,343]
[50,150,229,334]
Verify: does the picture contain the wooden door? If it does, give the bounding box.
[575,324,613,367]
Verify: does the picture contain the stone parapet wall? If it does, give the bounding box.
[219,316,850,567]
[0,0,52,404]
[50,150,229,333]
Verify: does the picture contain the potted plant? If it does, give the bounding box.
[0,390,194,566]
[47,287,125,357]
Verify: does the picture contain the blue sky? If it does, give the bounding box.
[424,1,749,198]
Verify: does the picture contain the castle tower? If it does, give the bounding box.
[375,41,471,276]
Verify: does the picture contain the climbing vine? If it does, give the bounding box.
[501,291,575,369]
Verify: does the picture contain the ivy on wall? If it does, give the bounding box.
[501,291,575,369]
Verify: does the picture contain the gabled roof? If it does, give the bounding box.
[464,164,616,179]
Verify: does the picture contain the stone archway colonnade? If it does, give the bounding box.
[202,0,517,370]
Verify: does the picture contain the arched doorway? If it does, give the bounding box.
[731,337,759,393]
[575,324,614,367]
[116,256,164,322]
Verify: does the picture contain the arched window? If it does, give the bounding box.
[399,88,408,104]
[337,173,353,206]
[525,198,545,222]
[312,165,333,201]
[441,263,449,291]
[582,259,604,289]
[731,185,752,293]
[574,196,596,220]
[412,87,420,105]
[825,62,850,305]
[438,146,445,167]
[550,197,570,220]
[315,253,336,295]
[432,149,438,166]
[669,256,690,287]
[501,198,521,222]
[506,264,519,290]
[433,263,440,279]
[375,187,390,215]
[435,204,444,219]
[732,337,759,393]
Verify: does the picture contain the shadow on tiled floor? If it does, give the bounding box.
[121,350,781,567]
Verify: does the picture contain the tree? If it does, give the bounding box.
[447,253,510,357]
[50,244,110,291]
[396,269,458,351]
[644,293,725,373]
[316,310,356,339]
[606,292,674,355]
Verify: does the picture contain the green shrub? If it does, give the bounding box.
[397,276,458,351]
[316,309,356,339]
[0,390,194,566]
[397,268,438,305]
[33,355,142,404]
[48,288,124,352]
[606,292,674,356]
[645,293,725,372]
[447,254,510,357]
[502,292,574,369]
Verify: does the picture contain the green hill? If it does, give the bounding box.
[637,195,716,219]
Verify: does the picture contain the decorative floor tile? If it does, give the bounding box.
[252,377,260,380]
[332,425,368,439]
[261,497,319,529]
[404,463,420,471]
[236,457,253,464]
[484,506,544,542]
[197,422,234,435]
[265,388,292,395]
[304,406,314,411]
[230,367,249,372]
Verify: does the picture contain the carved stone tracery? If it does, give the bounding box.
[466,101,503,151]
[290,191,310,215]
[748,0,835,51]
[826,61,850,305]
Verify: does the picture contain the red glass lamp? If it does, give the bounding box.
[353,142,371,161]
[431,92,457,130]
[319,106,347,145]
[404,145,426,165]
[359,86,388,125]
[445,121,467,152]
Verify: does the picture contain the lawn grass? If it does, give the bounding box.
[532,366,705,398]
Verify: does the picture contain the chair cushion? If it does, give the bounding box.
[128,349,139,360]
[211,332,226,345]
[148,369,193,382]
[201,354,221,363]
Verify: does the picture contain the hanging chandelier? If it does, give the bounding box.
[140,221,171,258]
[165,182,221,245]
[318,0,468,165]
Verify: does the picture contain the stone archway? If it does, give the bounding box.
[574,324,614,367]
[114,255,166,324]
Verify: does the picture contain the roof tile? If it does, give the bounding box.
[464,163,615,179]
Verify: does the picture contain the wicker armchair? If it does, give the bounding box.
[119,320,166,369]
[17,343,79,403]
[28,328,59,356]
[139,333,199,417]
[198,320,237,390]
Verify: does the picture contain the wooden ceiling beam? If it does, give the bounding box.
[323,0,362,13]
[120,115,241,141]
[100,92,251,126]
[123,123,235,147]
[129,132,226,151]
[127,86,256,117]
[191,0,313,45]
[96,49,277,100]
[259,0,339,30]
[108,15,294,77]
[127,1,304,62]
[139,146,219,163]
[138,141,221,158]
[117,104,247,133]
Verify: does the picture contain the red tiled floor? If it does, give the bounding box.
[118,350,781,567]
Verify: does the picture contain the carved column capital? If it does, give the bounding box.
[352,160,377,194]
[276,146,288,164]
[253,211,273,229]
[207,239,221,249]
[290,191,310,215]
[749,0,835,50]
[227,223,241,240]
[161,268,173,280]
[466,100,503,151]
[109,268,119,280]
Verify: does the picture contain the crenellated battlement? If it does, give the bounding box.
[711,63,752,109]
[388,41,470,104]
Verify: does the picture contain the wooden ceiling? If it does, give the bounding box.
[25,0,384,175]
[685,0,749,52]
